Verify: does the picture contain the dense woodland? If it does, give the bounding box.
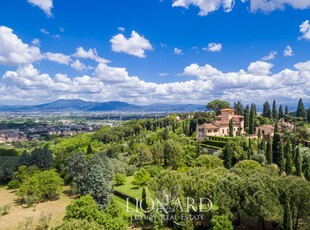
[0,98,310,230]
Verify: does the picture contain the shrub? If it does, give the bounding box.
[132,168,150,186]
[7,179,21,189]
[114,173,126,186]
[211,215,233,230]
[18,170,63,206]
[55,219,103,230]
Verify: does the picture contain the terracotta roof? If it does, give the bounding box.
[203,123,219,129]
[220,108,234,111]
[258,125,275,129]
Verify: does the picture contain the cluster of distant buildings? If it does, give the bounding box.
[0,123,102,143]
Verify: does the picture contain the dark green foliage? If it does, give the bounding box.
[283,199,293,230]
[55,219,102,230]
[18,150,32,166]
[307,108,310,123]
[272,133,281,166]
[249,104,255,134]
[285,140,293,175]
[274,121,279,133]
[272,100,278,120]
[223,142,232,169]
[234,101,243,115]
[266,134,273,164]
[263,101,272,119]
[0,156,19,183]
[278,141,285,174]
[0,148,18,156]
[163,139,184,169]
[296,98,306,118]
[31,145,53,170]
[206,99,230,115]
[229,119,234,137]
[258,128,261,139]
[132,168,150,185]
[65,151,87,185]
[141,187,147,211]
[294,147,303,176]
[195,154,224,169]
[279,105,284,119]
[79,153,114,209]
[244,105,250,132]
[86,143,93,154]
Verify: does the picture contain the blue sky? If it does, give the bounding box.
[0,0,310,105]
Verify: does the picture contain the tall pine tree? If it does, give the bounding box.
[266,133,273,164]
[285,140,293,175]
[272,100,278,120]
[279,105,284,119]
[244,105,250,133]
[283,199,293,230]
[296,98,306,118]
[295,147,303,177]
[234,101,244,115]
[263,101,272,119]
[249,103,255,134]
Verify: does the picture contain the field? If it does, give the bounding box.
[0,186,72,230]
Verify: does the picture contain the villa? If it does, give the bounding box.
[196,108,244,141]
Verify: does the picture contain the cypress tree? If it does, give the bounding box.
[296,98,306,118]
[263,101,272,119]
[283,199,293,230]
[272,133,281,165]
[295,147,303,177]
[279,105,284,119]
[223,142,232,169]
[304,158,310,181]
[248,138,252,159]
[249,104,255,135]
[253,104,257,116]
[87,143,93,155]
[285,140,293,175]
[244,105,250,132]
[141,187,148,211]
[307,108,310,123]
[284,105,289,122]
[234,101,243,115]
[278,141,285,174]
[259,138,266,152]
[258,128,261,139]
[266,133,273,164]
[272,100,278,120]
[229,119,234,137]
[274,121,279,133]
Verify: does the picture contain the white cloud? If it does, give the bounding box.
[202,43,222,52]
[73,47,109,63]
[172,0,235,16]
[283,46,294,57]
[248,61,273,75]
[40,28,50,34]
[1,59,310,105]
[299,20,310,40]
[261,51,277,61]
[172,0,310,15]
[182,63,221,77]
[174,48,183,55]
[118,27,125,32]
[44,52,71,65]
[159,73,169,77]
[28,0,53,17]
[0,26,41,66]
[110,31,153,58]
[71,60,88,71]
[32,38,40,46]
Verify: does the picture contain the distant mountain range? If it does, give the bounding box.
[0,99,206,113]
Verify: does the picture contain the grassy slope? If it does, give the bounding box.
[0,186,72,230]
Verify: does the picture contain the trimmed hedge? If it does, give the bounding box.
[200,144,222,150]
[206,136,234,142]
[203,140,227,148]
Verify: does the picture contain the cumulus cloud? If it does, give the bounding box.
[299,20,310,40]
[172,0,235,16]
[247,61,273,75]
[40,28,50,34]
[71,60,90,71]
[174,48,183,55]
[44,52,71,65]
[28,0,53,17]
[283,46,294,57]
[172,0,310,15]
[202,43,222,52]
[73,47,109,63]
[1,59,310,105]
[0,26,41,66]
[261,51,277,61]
[110,31,153,58]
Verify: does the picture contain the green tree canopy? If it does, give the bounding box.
[206,100,230,115]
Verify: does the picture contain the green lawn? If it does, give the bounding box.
[114,176,152,200]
